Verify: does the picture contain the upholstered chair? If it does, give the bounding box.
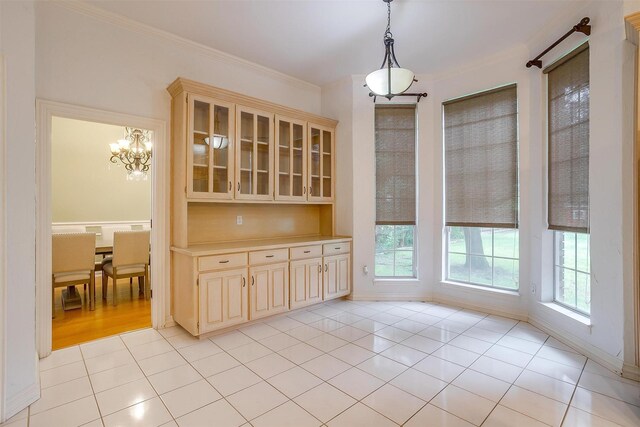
[102,230,150,306]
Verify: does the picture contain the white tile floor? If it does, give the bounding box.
[4,300,640,426]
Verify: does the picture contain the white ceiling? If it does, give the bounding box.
[88,0,580,86]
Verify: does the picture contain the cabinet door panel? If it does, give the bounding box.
[235,106,274,201]
[270,263,289,312]
[290,261,307,308]
[224,272,246,323]
[323,258,338,299]
[250,267,270,319]
[337,255,350,295]
[308,260,323,303]
[202,275,224,330]
[199,268,247,334]
[187,95,234,200]
[275,116,306,201]
[307,124,334,202]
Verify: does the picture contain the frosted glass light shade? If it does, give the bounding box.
[365,67,415,96]
[205,135,229,149]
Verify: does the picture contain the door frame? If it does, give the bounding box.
[35,100,169,358]
[0,54,6,422]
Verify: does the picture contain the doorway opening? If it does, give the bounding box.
[36,101,168,358]
[50,118,153,349]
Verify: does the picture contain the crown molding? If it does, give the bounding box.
[626,12,640,45]
[51,1,321,94]
[168,77,338,128]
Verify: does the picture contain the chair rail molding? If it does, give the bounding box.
[35,100,169,358]
[624,11,640,379]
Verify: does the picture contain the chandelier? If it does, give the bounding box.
[109,127,153,179]
[365,0,427,102]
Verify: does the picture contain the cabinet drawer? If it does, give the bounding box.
[290,245,322,260]
[249,248,289,265]
[199,252,247,272]
[323,242,350,255]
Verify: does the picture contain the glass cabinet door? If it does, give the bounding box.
[236,106,273,200]
[308,124,334,201]
[275,116,306,201]
[188,95,234,199]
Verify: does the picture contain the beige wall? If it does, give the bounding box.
[52,117,151,222]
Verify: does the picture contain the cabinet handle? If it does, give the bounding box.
[334,247,341,250]
[265,255,274,258]
[251,276,254,286]
[325,264,328,272]
[237,182,241,192]
[303,186,306,194]
[228,181,232,191]
[304,250,311,254]
[309,186,312,194]
[219,260,229,264]
[318,264,322,273]
[243,277,246,287]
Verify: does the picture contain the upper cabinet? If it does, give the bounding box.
[168,78,337,205]
[235,106,274,200]
[187,95,235,200]
[275,116,307,201]
[308,124,334,202]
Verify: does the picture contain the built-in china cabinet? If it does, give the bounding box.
[167,78,350,337]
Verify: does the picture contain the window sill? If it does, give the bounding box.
[440,280,520,297]
[540,302,591,326]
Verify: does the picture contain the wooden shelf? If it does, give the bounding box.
[193,130,208,135]
[193,164,208,168]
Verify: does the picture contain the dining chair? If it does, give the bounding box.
[52,232,96,316]
[102,230,150,306]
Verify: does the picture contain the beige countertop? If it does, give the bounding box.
[171,235,352,257]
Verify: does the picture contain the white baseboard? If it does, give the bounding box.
[529,313,624,375]
[623,362,640,381]
[4,356,39,421]
[350,294,432,302]
[434,294,528,321]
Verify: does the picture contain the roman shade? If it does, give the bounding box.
[546,44,590,233]
[375,105,416,225]
[444,84,518,228]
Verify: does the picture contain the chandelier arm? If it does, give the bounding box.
[389,41,401,68]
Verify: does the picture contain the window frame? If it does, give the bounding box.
[373,104,418,279]
[553,231,591,315]
[375,224,417,279]
[445,226,520,291]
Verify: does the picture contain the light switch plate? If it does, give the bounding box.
[236,216,243,225]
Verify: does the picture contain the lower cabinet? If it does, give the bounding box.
[290,257,323,310]
[249,262,289,320]
[323,254,351,300]
[199,268,248,334]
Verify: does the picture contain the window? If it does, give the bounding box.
[546,43,590,313]
[374,105,416,278]
[554,231,590,314]
[447,227,519,290]
[443,84,519,289]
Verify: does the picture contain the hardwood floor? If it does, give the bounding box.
[52,275,151,350]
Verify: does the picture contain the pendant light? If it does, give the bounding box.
[365,0,427,102]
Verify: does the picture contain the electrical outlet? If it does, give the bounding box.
[236,216,243,225]
[363,265,369,275]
